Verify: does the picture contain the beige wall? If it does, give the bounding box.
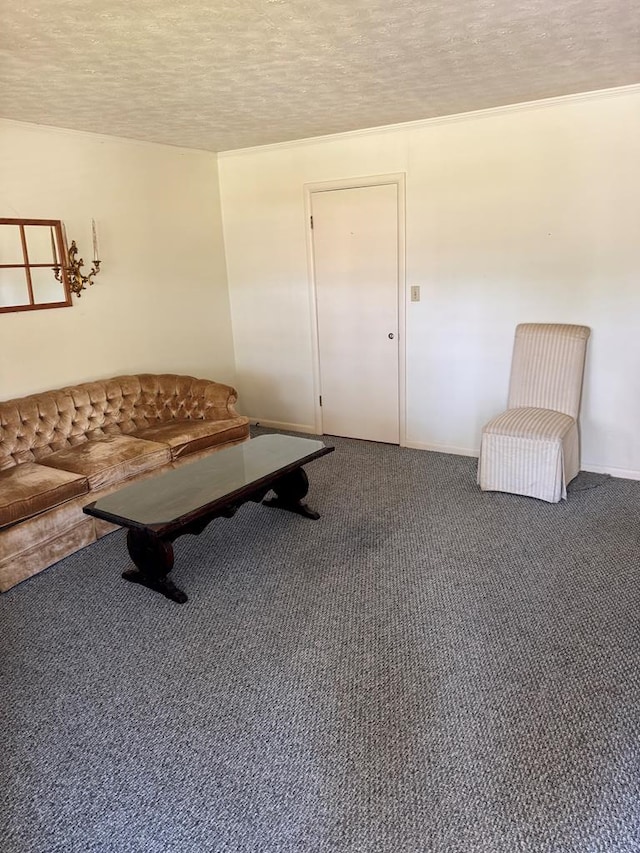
[0,119,236,399]
[5,87,638,477]
[218,86,640,477]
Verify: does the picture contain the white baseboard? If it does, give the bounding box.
[581,463,640,481]
[403,440,480,458]
[247,425,640,481]
[249,418,317,435]
[404,443,640,481]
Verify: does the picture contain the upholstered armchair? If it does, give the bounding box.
[477,323,590,502]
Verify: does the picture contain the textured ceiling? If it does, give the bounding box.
[1,0,639,152]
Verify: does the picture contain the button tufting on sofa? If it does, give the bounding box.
[0,374,250,593]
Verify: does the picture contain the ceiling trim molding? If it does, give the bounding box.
[218,83,640,158]
[0,116,217,156]
[2,81,638,157]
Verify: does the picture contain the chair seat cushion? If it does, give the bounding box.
[483,407,575,441]
[0,462,89,528]
[41,435,171,490]
[135,417,249,460]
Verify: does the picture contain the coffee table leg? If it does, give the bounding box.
[263,467,321,520]
[123,529,188,604]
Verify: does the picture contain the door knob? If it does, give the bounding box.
[388,333,395,339]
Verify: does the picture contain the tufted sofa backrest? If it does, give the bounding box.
[0,374,239,470]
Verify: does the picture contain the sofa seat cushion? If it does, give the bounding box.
[41,435,171,490]
[0,462,89,528]
[135,417,249,460]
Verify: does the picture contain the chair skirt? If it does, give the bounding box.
[477,408,580,503]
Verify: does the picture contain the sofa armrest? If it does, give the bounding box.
[201,380,244,421]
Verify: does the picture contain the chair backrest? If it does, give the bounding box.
[507,323,590,418]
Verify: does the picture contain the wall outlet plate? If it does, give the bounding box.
[410,285,420,302]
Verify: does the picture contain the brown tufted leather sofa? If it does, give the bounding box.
[0,374,250,592]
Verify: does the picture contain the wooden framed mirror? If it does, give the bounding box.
[0,218,72,313]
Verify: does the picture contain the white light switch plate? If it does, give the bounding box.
[410,285,420,302]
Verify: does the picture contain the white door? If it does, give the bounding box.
[312,183,399,443]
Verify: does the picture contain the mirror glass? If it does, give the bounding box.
[0,218,72,313]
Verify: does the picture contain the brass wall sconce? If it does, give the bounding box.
[54,220,102,297]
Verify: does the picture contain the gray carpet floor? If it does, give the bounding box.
[2,431,639,853]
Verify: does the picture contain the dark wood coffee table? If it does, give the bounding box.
[83,434,334,604]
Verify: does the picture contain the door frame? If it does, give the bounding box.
[304,173,407,445]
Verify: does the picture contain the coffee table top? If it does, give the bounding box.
[84,434,333,531]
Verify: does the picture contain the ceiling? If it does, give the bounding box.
[1,0,638,153]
